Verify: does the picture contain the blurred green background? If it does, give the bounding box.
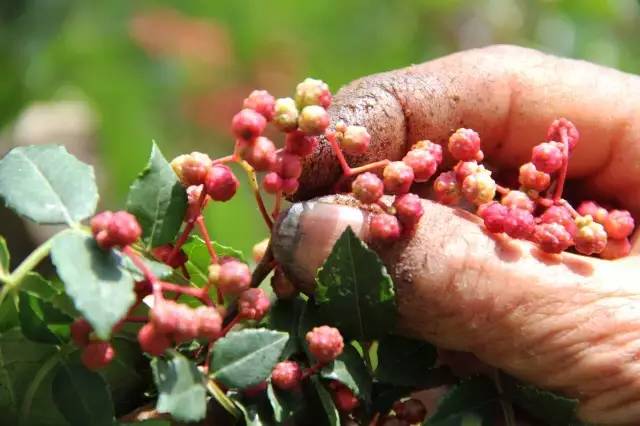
[2,0,640,257]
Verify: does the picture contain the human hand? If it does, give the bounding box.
[271,45,640,424]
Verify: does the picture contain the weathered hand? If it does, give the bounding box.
[272,45,640,424]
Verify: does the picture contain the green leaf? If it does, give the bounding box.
[234,397,272,426]
[311,376,340,426]
[0,145,98,225]
[126,143,187,248]
[321,344,371,403]
[151,352,207,422]
[51,229,135,339]
[119,253,173,281]
[314,227,396,341]
[211,328,289,389]
[267,297,305,359]
[182,236,246,285]
[0,235,9,276]
[426,376,498,425]
[21,273,60,301]
[502,376,584,426]
[0,328,67,426]
[18,292,68,344]
[52,363,115,426]
[267,383,297,423]
[376,335,438,387]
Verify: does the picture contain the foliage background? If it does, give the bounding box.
[2,0,640,259]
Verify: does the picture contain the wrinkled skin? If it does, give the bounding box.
[272,45,640,425]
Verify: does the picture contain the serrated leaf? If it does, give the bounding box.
[18,292,68,344]
[0,145,98,225]
[502,376,584,426]
[51,229,135,339]
[376,335,438,387]
[126,143,187,248]
[426,376,498,425]
[152,353,207,422]
[52,363,114,426]
[311,376,340,426]
[0,328,67,426]
[267,297,305,359]
[182,236,246,285]
[211,329,289,389]
[315,227,396,341]
[321,344,371,403]
[0,235,9,276]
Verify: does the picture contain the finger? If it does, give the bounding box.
[273,196,640,424]
[295,45,640,215]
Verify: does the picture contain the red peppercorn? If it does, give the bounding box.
[518,162,551,192]
[453,161,480,184]
[243,90,276,121]
[298,105,329,136]
[217,259,251,296]
[352,172,384,204]
[383,161,415,195]
[262,172,283,194]
[284,130,318,157]
[271,268,299,300]
[295,78,332,109]
[272,98,299,132]
[539,205,578,237]
[242,136,276,172]
[204,164,239,202]
[575,217,607,255]
[194,306,223,341]
[138,323,171,356]
[171,152,213,187]
[281,178,299,195]
[271,151,303,180]
[231,108,266,141]
[448,128,481,161]
[332,384,359,412]
[403,149,438,182]
[604,209,634,239]
[600,237,631,260]
[81,341,115,370]
[501,190,535,213]
[339,125,371,155]
[91,211,141,249]
[462,171,496,206]
[238,288,271,321]
[433,171,462,205]
[370,213,402,242]
[531,142,563,174]
[306,326,344,363]
[71,318,92,347]
[503,208,535,239]
[412,140,443,164]
[271,361,302,390]
[151,244,187,269]
[533,222,573,253]
[547,118,579,152]
[393,193,424,229]
[478,202,509,234]
[394,398,427,424]
[151,300,181,334]
[577,201,608,224]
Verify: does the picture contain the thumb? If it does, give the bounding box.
[272,195,640,425]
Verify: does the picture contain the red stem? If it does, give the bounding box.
[553,127,570,201]
[212,154,237,165]
[159,281,210,304]
[221,315,241,336]
[347,159,390,177]
[254,190,273,229]
[326,132,351,175]
[122,246,162,300]
[195,216,218,264]
[272,192,282,220]
[301,361,326,380]
[496,184,510,196]
[167,189,208,265]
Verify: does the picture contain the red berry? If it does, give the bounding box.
[152,244,187,269]
[339,125,371,155]
[352,172,384,204]
[271,151,302,180]
[383,161,414,195]
[539,206,577,237]
[503,208,535,239]
[577,201,608,224]
[194,306,223,340]
[378,415,409,426]
[604,210,634,239]
[262,172,283,194]
[231,108,266,141]
[71,318,92,347]
[243,381,268,397]
[134,280,152,300]
[91,211,141,249]
[170,152,213,187]
[402,149,438,182]
[533,222,573,253]
[462,171,496,206]
[393,193,423,229]
[284,130,318,157]
[453,161,480,184]
[81,341,115,370]
[532,142,563,174]
[281,178,299,195]
[242,136,276,172]
[412,140,443,164]
[138,323,171,356]
[243,90,276,121]
[600,237,631,260]
[271,268,299,300]
[204,164,239,202]
[306,326,344,363]
[173,305,200,343]
[370,213,402,242]
[298,105,329,136]
[271,361,302,390]
[273,98,299,132]
[295,78,332,109]
[518,162,550,192]
[448,128,481,161]
[394,398,427,423]
[238,288,271,321]
[547,118,579,152]
[501,190,534,213]
[332,384,359,412]
[151,300,180,334]
[478,202,509,234]
[433,171,462,205]
[217,260,251,295]
[575,217,607,255]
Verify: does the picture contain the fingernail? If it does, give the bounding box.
[272,196,369,291]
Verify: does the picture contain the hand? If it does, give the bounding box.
[271,45,640,425]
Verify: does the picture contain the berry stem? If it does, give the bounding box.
[326,131,352,176]
[496,184,510,196]
[221,315,240,336]
[212,154,237,165]
[347,159,391,177]
[272,192,282,220]
[553,127,570,201]
[159,281,210,304]
[301,361,326,380]
[122,246,162,299]
[238,160,273,229]
[167,188,208,265]
[195,216,218,264]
